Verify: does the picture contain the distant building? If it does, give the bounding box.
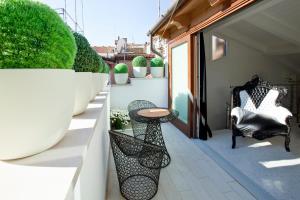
[146,36,168,58]
[93,36,150,58]
[93,36,155,83]
[93,46,115,58]
[114,36,147,55]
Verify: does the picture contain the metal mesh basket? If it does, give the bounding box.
[109,130,164,200]
[128,100,157,139]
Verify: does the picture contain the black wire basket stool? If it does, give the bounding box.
[127,100,157,140]
[109,130,164,200]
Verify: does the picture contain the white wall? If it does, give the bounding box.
[73,90,110,200]
[111,78,168,109]
[205,32,298,130]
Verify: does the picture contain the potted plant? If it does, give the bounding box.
[73,32,97,115]
[90,49,104,100]
[110,110,130,130]
[97,60,105,92]
[0,0,77,160]
[114,63,128,84]
[132,56,147,78]
[100,63,110,89]
[150,57,164,78]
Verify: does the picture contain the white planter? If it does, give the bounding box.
[92,73,102,97]
[73,72,92,116]
[115,73,128,85]
[0,69,75,160]
[151,67,164,78]
[133,67,147,78]
[90,73,101,101]
[100,73,109,90]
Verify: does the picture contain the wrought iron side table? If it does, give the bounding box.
[129,108,179,168]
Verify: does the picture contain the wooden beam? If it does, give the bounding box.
[170,20,184,29]
[169,0,257,43]
[173,15,191,28]
[209,0,223,6]
[208,0,231,7]
[222,0,233,10]
[156,14,191,37]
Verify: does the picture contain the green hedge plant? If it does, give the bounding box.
[0,0,76,69]
[91,49,103,73]
[114,63,128,74]
[98,56,105,73]
[132,56,147,67]
[150,57,164,67]
[73,32,98,72]
[103,64,110,74]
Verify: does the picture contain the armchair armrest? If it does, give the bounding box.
[231,107,246,124]
[275,106,292,125]
[232,106,292,126]
[257,106,292,125]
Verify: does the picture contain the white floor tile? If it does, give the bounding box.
[106,124,255,200]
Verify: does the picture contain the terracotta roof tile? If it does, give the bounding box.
[93,46,114,53]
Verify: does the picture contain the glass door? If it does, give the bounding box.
[169,35,193,136]
[171,42,189,124]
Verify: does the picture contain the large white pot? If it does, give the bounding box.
[0,69,75,160]
[151,67,164,78]
[100,73,109,90]
[133,67,147,78]
[89,74,97,101]
[73,72,92,116]
[115,73,128,85]
[92,73,102,96]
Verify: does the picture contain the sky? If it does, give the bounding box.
[41,0,173,46]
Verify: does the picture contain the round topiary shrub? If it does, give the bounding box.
[114,63,128,73]
[91,49,103,73]
[103,64,110,74]
[150,57,164,67]
[73,32,97,72]
[98,56,105,73]
[0,0,76,69]
[132,56,147,67]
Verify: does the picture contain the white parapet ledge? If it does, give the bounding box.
[111,77,168,109]
[111,77,168,87]
[0,87,110,200]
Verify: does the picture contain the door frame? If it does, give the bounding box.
[168,35,195,138]
[167,0,259,138]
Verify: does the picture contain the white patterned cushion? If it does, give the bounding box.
[232,89,292,125]
[239,90,256,112]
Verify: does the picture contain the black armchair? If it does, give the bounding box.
[231,76,292,151]
[109,130,164,200]
[128,100,157,139]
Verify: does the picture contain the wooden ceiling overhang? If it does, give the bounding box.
[152,0,257,40]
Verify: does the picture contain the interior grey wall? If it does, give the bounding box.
[204,32,298,130]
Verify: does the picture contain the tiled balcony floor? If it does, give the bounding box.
[106,124,256,200]
[197,127,300,200]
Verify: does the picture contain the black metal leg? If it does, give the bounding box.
[232,134,236,149]
[144,120,171,168]
[285,135,290,152]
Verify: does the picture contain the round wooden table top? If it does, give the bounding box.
[137,108,170,118]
